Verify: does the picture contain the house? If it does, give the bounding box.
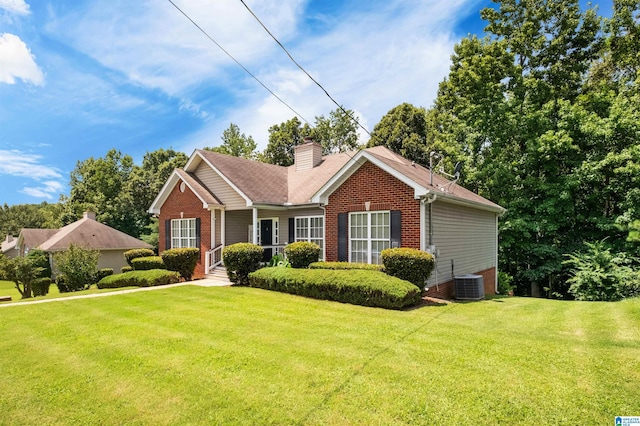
[149,142,505,298]
[15,212,153,273]
[1,234,18,259]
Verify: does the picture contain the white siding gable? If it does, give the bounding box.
[194,162,247,210]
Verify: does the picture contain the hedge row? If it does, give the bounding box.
[97,269,180,289]
[132,256,165,271]
[309,261,385,272]
[248,267,422,310]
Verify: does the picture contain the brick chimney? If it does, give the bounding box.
[294,137,323,171]
[83,211,97,220]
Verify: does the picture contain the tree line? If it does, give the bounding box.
[2,0,639,299]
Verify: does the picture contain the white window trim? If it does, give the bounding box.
[171,218,197,248]
[294,215,325,261]
[256,217,279,246]
[348,210,390,264]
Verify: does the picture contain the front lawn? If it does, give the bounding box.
[0,279,137,303]
[1,287,638,425]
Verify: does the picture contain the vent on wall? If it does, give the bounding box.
[454,274,484,300]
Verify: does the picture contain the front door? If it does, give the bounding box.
[260,219,273,262]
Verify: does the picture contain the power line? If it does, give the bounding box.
[238,0,372,137]
[166,0,311,126]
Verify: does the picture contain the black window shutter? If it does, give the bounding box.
[338,213,348,261]
[165,219,171,250]
[288,217,295,243]
[390,210,401,248]
[195,218,201,249]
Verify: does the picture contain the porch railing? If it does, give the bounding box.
[205,244,224,274]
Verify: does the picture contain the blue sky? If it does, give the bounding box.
[0,0,612,206]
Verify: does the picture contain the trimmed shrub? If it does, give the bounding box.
[96,268,114,282]
[161,248,200,280]
[222,243,263,285]
[284,241,320,268]
[132,256,165,271]
[124,248,155,267]
[97,269,180,289]
[121,266,133,273]
[309,261,384,272]
[381,247,434,290]
[249,267,422,309]
[32,277,52,297]
[27,249,51,279]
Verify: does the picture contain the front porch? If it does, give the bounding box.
[203,205,322,275]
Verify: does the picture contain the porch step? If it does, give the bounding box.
[206,267,229,280]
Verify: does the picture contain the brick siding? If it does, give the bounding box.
[424,267,496,299]
[159,182,211,279]
[324,161,421,261]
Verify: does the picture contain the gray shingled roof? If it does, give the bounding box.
[166,146,502,212]
[38,218,152,252]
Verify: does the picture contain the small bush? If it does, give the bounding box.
[97,269,180,289]
[381,247,434,290]
[268,253,290,268]
[284,242,320,268]
[564,241,640,301]
[132,256,165,271]
[249,267,422,309]
[161,248,200,281]
[309,261,384,272]
[32,277,52,297]
[222,243,263,285]
[121,266,133,273]
[96,268,114,282]
[124,249,156,268]
[124,248,155,267]
[497,271,514,295]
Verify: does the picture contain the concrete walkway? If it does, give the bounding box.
[0,276,231,308]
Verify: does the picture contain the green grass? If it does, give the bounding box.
[0,279,137,303]
[1,287,639,425]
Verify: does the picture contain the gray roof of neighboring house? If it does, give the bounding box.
[37,217,153,252]
[1,235,17,253]
[18,229,60,250]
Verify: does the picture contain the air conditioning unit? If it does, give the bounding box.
[454,274,484,300]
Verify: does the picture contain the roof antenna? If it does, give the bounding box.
[429,151,442,186]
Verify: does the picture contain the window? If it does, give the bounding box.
[295,216,324,260]
[171,218,197,248]
[349,211,390,264]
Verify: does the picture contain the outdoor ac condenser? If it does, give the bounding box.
[454,274,484,300]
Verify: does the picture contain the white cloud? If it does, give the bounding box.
[21,180,64,199]
[47,0,305,96]
[0,0,30,15]
[0,33,45,86]
[0,149,62,179]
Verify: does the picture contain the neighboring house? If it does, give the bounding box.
[15,212,153,273]
[1,234,18,259]
[149,143,505,298]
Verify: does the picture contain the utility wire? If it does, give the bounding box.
[166,0,311,126]
[238,0,372,137]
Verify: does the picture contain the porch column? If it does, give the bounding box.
[419,199,426,251]
[252,207,258,244]
[211,208,216,248]
[220,208,226,247]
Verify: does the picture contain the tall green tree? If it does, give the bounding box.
[433,0,605,296]
[261,117,312,166]
[206,123,257,159]
[0,202,63,238]
[311,108,361,154]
